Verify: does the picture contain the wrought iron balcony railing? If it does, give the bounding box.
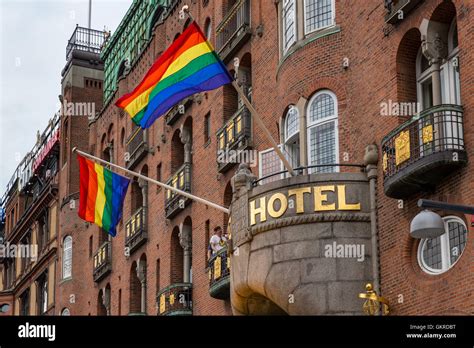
[165,97,193,126]
[125,207,147,253]
[93,241,112,282]
[157,283,192,316]
[384,0,423,24]
[165,163,192,219]
[216,0,251,61]
[381,104,467,198]
[66,26,106,60]
[126,128,148,169]
[208,246,231,300]
[216,106,252,173]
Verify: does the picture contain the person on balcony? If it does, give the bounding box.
[209,226,227,255]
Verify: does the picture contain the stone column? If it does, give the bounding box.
[102,287,111,316]
[136,260,147,314]
[138,178,148,231]
[180,127,192,165]
[179,225,192,283]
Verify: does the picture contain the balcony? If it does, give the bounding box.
[208,247,230,300]
[66,26,106,60]
[165,97,193,126]
[165,163,192,219]
[216,0,251,62]
[126,128,148,169]
[384,0,423,24]
[382,104,466,199]
[93,241,112,282]
[216,106,252,173]
[125,207,147,254]
[157,283,192,316]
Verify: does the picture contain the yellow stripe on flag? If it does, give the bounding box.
[124,42,212,118]
[94,163,107,227]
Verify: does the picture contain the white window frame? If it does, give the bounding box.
[284,106,300,172]
[417,216,468,275]
[303,0,336,36]
[282,0,297,53]
[61,308,70,316]
[62,236,72,279]
[306,90,339,173]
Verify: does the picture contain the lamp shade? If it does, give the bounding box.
[410,210,445,239]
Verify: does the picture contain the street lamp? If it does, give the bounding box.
[410,199,474,239]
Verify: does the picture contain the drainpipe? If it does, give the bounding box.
[364,145,381,301]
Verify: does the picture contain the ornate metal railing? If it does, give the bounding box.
[125,207,147,253]
[126,128,148,169]
[93,241,112,282]
[66,26,106,60]
[381,104,466,198]
[157,283,192,316]
[165,163,192,218]
[208,246,231,299]
[216,106,252,172]
[216,0,251,60]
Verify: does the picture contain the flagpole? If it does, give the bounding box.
[72,147,230,214]
[180,5,296,177]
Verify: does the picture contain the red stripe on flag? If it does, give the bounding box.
[78,155,89,220]
[85,158,98,222]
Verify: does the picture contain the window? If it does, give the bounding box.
[284,106,300,170]
[304,0,335,34]
[61,308,70,316]
[20,289,30,316]
[259,147,284,185]
[204,112,211,144]
[418,216,468,274]
[37,211,48,252]
[37,272,48,315]
[307,91,338,173]
[89,235,93,258]
[156,163,162,193]
[63,236,72,279]
[282,0,296,52]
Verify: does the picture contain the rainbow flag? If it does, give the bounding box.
[116,21,232,128]
[78,155,130,236]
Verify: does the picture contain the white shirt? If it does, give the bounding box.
[210,235,227,253]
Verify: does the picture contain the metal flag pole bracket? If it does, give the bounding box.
[72,147,230,214]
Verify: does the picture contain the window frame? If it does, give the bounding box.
[62,236,73,280]
[306,90,339,173]
[282,0,297,53]
[417,216,468,275]
[303,0,336,36]
[258,146,285,185]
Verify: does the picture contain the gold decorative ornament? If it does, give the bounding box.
[395,130,410,165]
[214,256,222,279]
[382,152,388,173]
[169,293,175,305]
[159,294,166,314]
[358,283,390,315]
[422,124,433,144]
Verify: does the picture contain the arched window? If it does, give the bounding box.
[63,236,72,279]
[284,106,300,169]
[418,216,467,275]
[307,90,338,173]
[61,308,70,316]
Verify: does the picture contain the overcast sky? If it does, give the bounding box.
[0,0,132,194]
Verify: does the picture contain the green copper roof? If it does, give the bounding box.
[101,0,168,105]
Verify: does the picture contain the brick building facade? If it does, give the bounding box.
[1,0,472,316]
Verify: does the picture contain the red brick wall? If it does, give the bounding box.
[56,0,473,316]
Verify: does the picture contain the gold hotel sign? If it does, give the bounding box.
[249,185,361,226]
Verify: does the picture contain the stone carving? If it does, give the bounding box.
[363,144,379,166]
[179,226,192,251]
